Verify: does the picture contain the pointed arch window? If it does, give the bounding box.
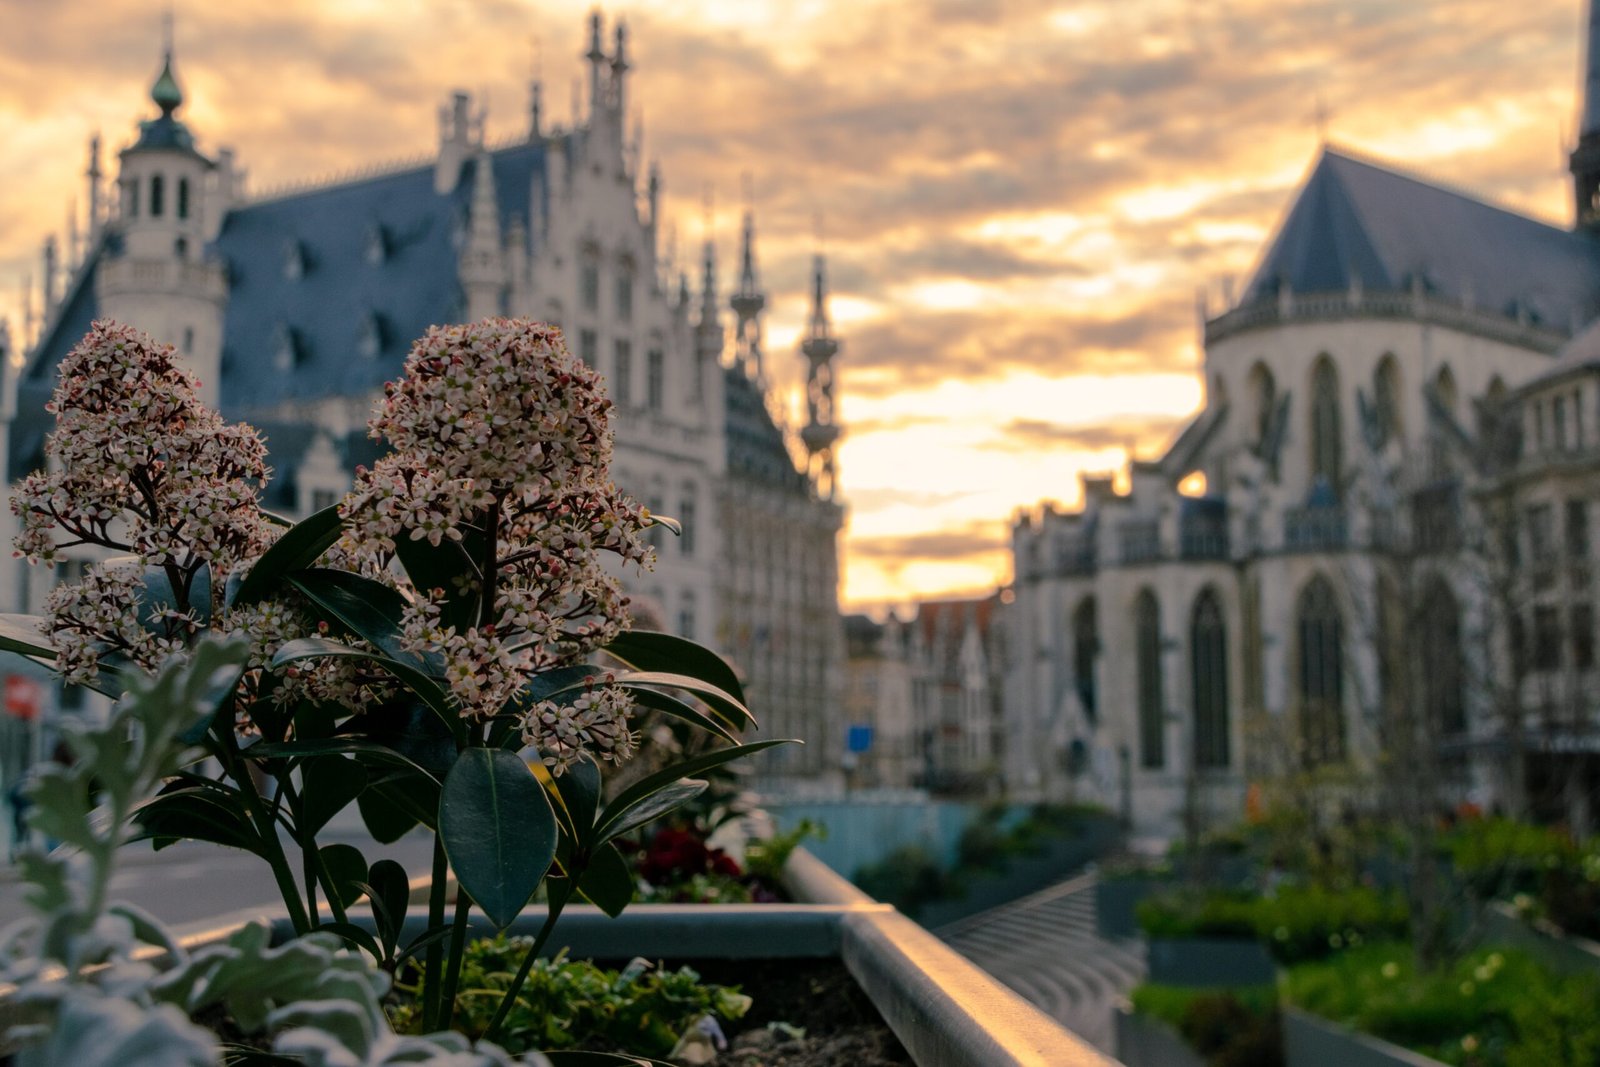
[1249,362,1276,445]
[1191,588,1230,769]
[1136,590,1165,768]
[1297,575,1345,765]
[1420,578,1465,736]
[1374,355,1402,447]
[1073,598,1098,725]
[1310,356,1342,491]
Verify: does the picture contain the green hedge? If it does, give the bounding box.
[1136,884,1409,965]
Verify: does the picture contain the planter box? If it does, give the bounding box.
[1146,937,1276,987]
[1113,1002,1206,1067]
[1477,901,1600,977]
[1095,877,1166,940]
[178,848,1118,1067]
[1283,1007,1447,1067]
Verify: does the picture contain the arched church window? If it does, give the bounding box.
[177,177,190,220]
[1249,362,1275,444]
[1297,575,1345,765]
[150,174,165,218]
[1136,590,1165,768]
[1191,588,1229,769]
[1420,577,1465,736]
[1073,597,1098,724]
[1310,356,1342,491]
[1374,355,1402,447]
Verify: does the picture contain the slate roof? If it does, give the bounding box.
[723,365,808,494]
[1241,147,1600,331]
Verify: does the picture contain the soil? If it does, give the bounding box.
[677,957,913,1067]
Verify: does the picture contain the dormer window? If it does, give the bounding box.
[364,224,388,266]
[273,323,300,371]
[283,240,306,281]
[358,312,384,359]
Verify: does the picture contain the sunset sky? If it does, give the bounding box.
[0,0,1588,613]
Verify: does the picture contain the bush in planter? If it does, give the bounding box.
[1136,890,1258,940]
[1251,884,1409,965]
[1284,941,1600,1066]
[3,319,791,1051]
[852,845,954,915]
[1130,984,1282,1067]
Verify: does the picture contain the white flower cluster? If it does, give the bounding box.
[343,319,651,766]
[525,675,635,773]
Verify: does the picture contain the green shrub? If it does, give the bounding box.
[1136,890,1258,939]
[1285,942,1600,1066]
[853,844,953,915]
[1252,884,1409,964]
[1130,984,1282,1067]
[1444,817,1576,899]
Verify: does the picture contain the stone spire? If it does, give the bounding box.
[800,254,843,501]
[586,12,606,122]
[461,150,504,321]
[528,79,542,141]
[729,196,766,382]
[85,133,103,239]
[1571,0,1600,231]
[611,21,629,118]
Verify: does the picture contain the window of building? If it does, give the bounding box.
[1529,503,1555,589]
[174,236,188,260]
[177,177,189,220]
[580,261,600,311]
[1297,575,1345,766]
[1073,598,1098,724]
[616,271,633,321]
[1310,357,1342,492]
[1191,588,1230,769]
[1249,362,1276,445]
[1575,388,1587,449]
[1534,606,1562,672]
[680,485,697,556]
[311,489,340,512]
[1511,613,1530,680]
[1420,578,1465,736]
[125,177,139,219]
[1136,590,1164,769]
[679,595,696,641]
[578,329,597,367]
[1574,603,1595,671]
[613,339,632,406]
[150,174,165,218]
[1568,500,1590,560]
[647,348,665,411]
[1556,393,1570,451]
[1535,400,1548,453]
[1374,355,1402,447]
[1241,575,1264,712]
[182,326,194,354]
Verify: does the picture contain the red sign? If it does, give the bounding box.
[4,676,42,721]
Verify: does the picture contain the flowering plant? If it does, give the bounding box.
[2,319,791,1045]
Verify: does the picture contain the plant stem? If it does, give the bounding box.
[484,880,573,1044]
[421,834,450,1032]
[439,893,474,1029]
[219,731,311,935]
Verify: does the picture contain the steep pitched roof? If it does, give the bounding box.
[723,365,807,494]
[1241,147,1600,331]
[213,141,549,418]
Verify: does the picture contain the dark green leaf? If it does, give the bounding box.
[595,739,797,842]
[619,685,739,744]
[287,569,417,663]
[315,921,382,965]
[231,504,345,607]
[553,758,602,842]
[576,841,634,918]
[438,749,556,929]
[393,533,482,633]
[395,924,456,969]
[0,614,56,661]
[358,778,428,841]
[137,561,212,633]
[338,702,458,779]
[364,858,411,956]
[243,737,440,783]
[604,630,745,706]
[299,757,368,835]
[271,638,464,745]
[318,843,368,908]
[130,788,265,857]
[602,779,707,842]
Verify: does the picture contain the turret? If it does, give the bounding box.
[586,12,606,122]
[800,254,844,501]
[695,239,723,369]
[1572,0,1600,231]
[97,28,226,405]
[85,134,103,243]
[461,149,505,321]
[611,22,629,121]
[436,90,478,194]
[729,202,766,382]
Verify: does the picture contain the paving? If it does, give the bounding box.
[936,872,1145,1054]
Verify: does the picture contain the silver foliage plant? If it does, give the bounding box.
[0,635,543,1067]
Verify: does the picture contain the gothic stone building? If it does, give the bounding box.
[2,14,845,786]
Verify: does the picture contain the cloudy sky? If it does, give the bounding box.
[0,0,1588,612]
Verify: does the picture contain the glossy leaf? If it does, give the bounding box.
[603,630,745,706]
[552,758,603,842]
[617,685,739,744]
[601,779,707,843]
[243,737,440,783]
[287,569,416,663]
[131,788,265,857]
[610,670,753,732]
[358,777,429,841]
[298,756,368,835]
[595,739,797,842]
[393,532,482,633]
[576,841,634,918]
[0,614,56,661]
[364,858,411,956]
[438,749,557,929]
[231,503,345,607]
[316,921,382,965]
[338,702,459,780]
[137,561,212,633]
[318,843,368,908]
[271,637,464,745]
